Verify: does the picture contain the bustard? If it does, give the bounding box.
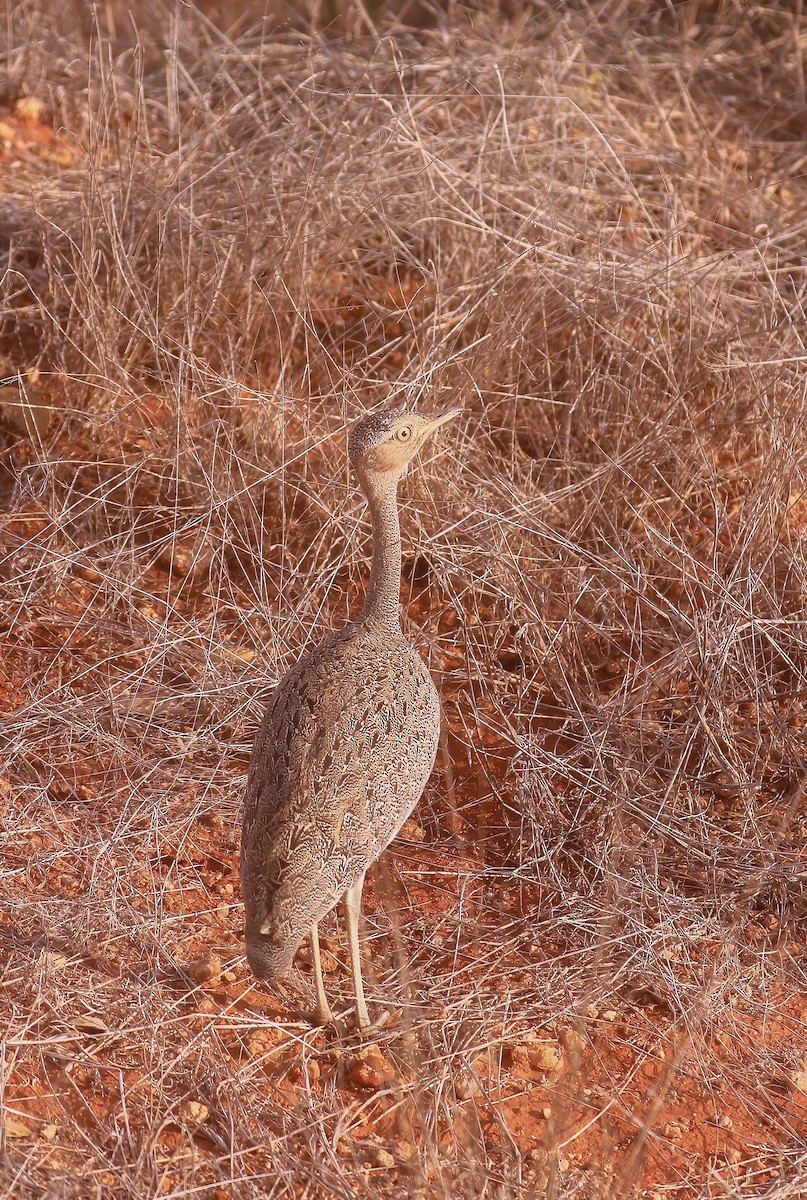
[240,404,460,1028]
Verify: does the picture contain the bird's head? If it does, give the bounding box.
[348,405,461,481]
[244,927,297,980]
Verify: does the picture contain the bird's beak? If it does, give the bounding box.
[424,406,463,434]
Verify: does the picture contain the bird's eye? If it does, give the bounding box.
[395,425,413,442]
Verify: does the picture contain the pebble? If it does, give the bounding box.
[247,1031,274,1055]
[348,1045,395,1090]
[662,1120,687,1142]
[185,952,221,983]
[528,1042,562,1072]
[790,1066,807,1095]
[454,1074,480,1100]
[297,945,338,972]
[15,95,44,122]
[182,1100,210,1124]
[509,1039,562,1074]
[400,818,425,843]
[558,1026,586,1055]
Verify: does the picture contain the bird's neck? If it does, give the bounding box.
[359,470,402,632]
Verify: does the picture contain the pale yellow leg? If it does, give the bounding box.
[310,922,333,1025]
[343,873,370,1030]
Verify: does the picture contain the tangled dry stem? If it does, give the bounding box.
[0,1,806,1197]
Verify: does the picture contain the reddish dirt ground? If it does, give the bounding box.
[2,575,806,1196]
[1,93,806,1199]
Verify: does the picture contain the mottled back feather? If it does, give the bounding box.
[240,620,440,975]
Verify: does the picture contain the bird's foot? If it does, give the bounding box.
[297,1002,352,1038]
[354,1004,395,1038]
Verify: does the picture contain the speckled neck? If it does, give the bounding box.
[358,469,402,632]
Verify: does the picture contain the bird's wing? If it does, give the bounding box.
[241,631,438,927]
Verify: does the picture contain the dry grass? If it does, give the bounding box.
[1,1,807,1196]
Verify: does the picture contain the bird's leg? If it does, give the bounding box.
[343,873,370,1030]
[309,922,334,1026]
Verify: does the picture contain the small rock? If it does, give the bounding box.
[397,1141,416,1166]
[400,818,425,843]
[297,945,337,972]
[370,1146,396,1169]
[558,1026,586,1056]
[716,1113,733,1129]
[348,1046,395,1090]
[181,1100,210,1124]
[247,1032,273,1055]
[509,1039,562,1074]
[528,1042,563,1073]
[454,1074,480,1100]
[40,1124,58,1141]
[15,95,44,122]
[791,1065,807,1095]
[306,1058,321,1083]
[523,1148,549,1188]
[602,1009,617,1022]
[525,1147,569,1174]
[185,952,221,983]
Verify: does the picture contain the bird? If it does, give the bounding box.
[240,403,460,1028]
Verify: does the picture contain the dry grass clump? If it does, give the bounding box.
[1,2,806,1197]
